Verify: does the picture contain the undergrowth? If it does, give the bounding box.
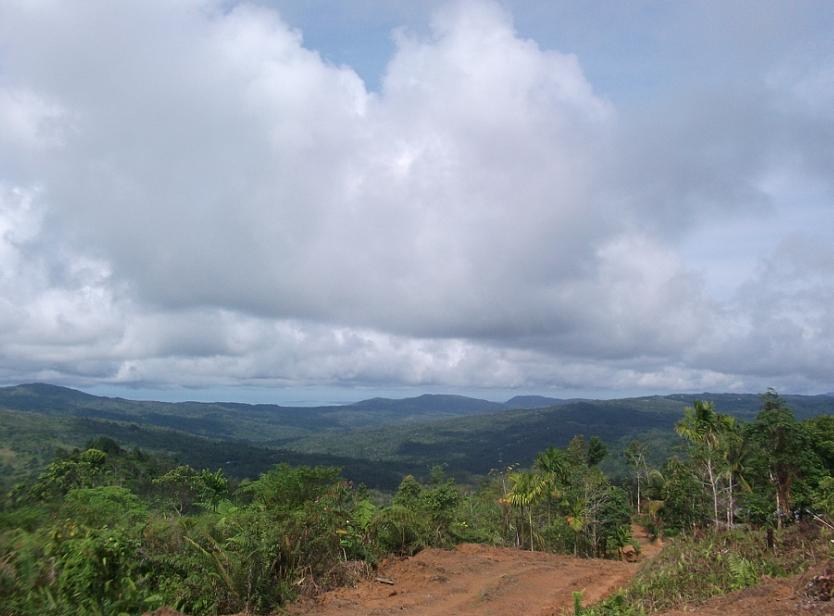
[573,524,831,615]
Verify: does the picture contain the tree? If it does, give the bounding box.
[197,468,229,512]
[26,448,109,502]
[505,471,546,551]
[676,400,728,529]
[535,447,570,483]
[624,440,649,515]
[749,390,807,528]
[720,417,747,528]
[62,486,147,528]
[586,437,608,467]
[243,463,342,511]
[153,464,200,515]
[659,456,708,533]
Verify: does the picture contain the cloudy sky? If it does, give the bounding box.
[1,0,833,403]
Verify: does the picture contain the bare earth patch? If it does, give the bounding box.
[289,543,642,616]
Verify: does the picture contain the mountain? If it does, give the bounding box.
[350,394,506,413]
[2,383,832,488]
[289,393,834,480]
[0,384,513,445]
[504,395,568,409]
[665,392,834,420]
[287,397,690,479]
[0,382,101,409]
[0,406,415,492]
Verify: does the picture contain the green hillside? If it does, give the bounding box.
[286,397,687,479]
[2,384,833,489]
[0,408,413,492]
[287,394,834,480]
[0,384,521,446]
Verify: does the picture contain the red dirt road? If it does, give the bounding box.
[290,543,643,616]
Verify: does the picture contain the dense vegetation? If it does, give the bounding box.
[0,407,418,494]
[0,435,634,615]
[5,384,832,493]
[579,525,829,615]
[578,390,834,615]
[1,387,833,615]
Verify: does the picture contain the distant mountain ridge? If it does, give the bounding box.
[0,384,559,414]
[1,383,833,490]
[504,395,570,409]
[0,383,531,444]
[3,383,834,420]
[349,394,507,413]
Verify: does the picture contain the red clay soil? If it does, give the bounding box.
[289,543,644,616]
[632,523,663,560]
[146,529,834,616]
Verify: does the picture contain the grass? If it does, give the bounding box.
[577,523,831,615]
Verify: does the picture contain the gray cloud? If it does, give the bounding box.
[0,0,832,396]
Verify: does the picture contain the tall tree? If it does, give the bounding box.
[624,440,649,515]
[505,471,546,551]
[534,447,570,525]
[586,436,608,467]
[750,389,807,528]
[720,416,747,528]
[676,400,728,529]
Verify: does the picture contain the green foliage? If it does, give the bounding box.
[47,524,150,614]
[657,456,708,533]
[153,465,229,515]
[2,387,834,615]
[747,390,817,527]
[24,448,109,502]
[575,591,645,616]
[153,465,202,515]
[590,525,827,614]
[244,463,342,511]
[370,505,428,555]
[813,475,834,520]
[587,436,608,467]
[62,486,147,528]
[377,471,464,551]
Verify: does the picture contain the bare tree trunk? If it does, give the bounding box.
[771,471,782,530]
[726,474,734,528]
[636,474,641,515]
[707,460,719,530]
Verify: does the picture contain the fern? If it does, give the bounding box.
[727,554,757,590]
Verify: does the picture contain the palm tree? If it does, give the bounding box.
[676,400,727,529]
[505,471,546,551]
[534,447,570,524]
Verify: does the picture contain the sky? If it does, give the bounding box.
[0,0,833,404]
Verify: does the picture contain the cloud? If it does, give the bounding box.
[0,0,832,395]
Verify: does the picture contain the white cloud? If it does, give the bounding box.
[0,0,832,396]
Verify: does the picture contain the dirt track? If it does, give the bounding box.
[290,542,645,616]
[153,525,832,616]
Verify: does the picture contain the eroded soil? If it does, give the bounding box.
[289,542,643,616]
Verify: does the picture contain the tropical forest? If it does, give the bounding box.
[2,385,834,614]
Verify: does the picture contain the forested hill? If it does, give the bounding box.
[0,383,517,444]
[2,384,833,447]
[665,392,834,420]
[288,393,834,481]
[2,383,833,490]
[2,384,831,433]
